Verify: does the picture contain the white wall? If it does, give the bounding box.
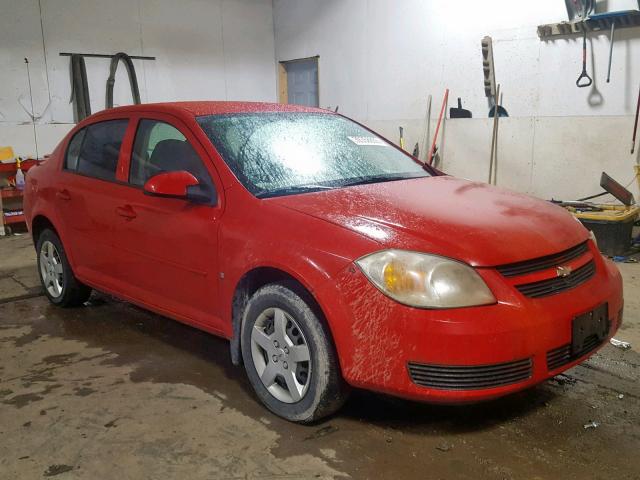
[4,0,639,201]
[0,0,276,158]
[273,0,640,201]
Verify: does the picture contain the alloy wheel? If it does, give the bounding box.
[250,307,311,403]
[39,240,64,298]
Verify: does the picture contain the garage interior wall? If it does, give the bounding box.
[3,0,639,203]
[0,0,276,157]
[274,0,640,202]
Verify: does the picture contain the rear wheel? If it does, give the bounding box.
[241,283,348,423]
[36,229,91,307]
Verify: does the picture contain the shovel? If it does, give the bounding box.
[489,92,508,117]
[450,98,472,118]
[489,103,508,117]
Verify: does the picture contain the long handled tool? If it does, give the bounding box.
[24,58,39,160]
[428,88,449,165]
[576,25,593,88]
[420,94,432,163]
[589,11,633,83]
[632,83,640,154]
[399,126,405,150]
[488,84,502,184]
[606,22,615,83]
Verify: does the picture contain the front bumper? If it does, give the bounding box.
[316,244,623,403]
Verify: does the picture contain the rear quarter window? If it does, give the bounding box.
[65,128,86,170]
[76,119,128,182]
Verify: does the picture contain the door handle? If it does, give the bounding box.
[115,205,137,220]
[56,189,71,201]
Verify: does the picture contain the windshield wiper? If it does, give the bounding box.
[255,174,427,198]
[255,184,336,199]
[337,173,426,188]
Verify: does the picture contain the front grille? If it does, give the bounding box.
[497,242,588,277]
[515,260,595,298]
[546,336,604,371]
[408,358,532,390]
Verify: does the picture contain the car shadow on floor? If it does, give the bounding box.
[28,292,559,433]
[338,386,558,433]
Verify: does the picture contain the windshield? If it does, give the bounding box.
[197,113,430,198]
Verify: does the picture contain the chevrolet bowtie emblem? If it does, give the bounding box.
[556,265,572,277]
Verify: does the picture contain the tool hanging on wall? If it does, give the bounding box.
[489,102,508,117]
[399,126,406,150]
[19,58,52,125]
[481,36,509,117]
[450,98,472,118]
[106,52,141,108]
[564,0,595,21]
[428,88,449,166]
[481,37,496,100]
[576,24,593,88]
[606,22,615,83]
[23,58,39,160]
[632,83,640,154]
[61,52,155,118]
[71,54,91,121]
[588,10,635,83]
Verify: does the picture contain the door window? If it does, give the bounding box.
[76,119,128,181]
[129,119,216,203]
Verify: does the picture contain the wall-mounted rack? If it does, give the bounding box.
[537,10,640,39]
[59,52,156,60]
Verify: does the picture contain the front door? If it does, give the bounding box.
[110,115,223,331]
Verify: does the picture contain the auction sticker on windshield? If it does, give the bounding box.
[347,136,389,146]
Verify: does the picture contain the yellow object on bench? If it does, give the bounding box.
[569,204,640,222]
[0,146,15,163]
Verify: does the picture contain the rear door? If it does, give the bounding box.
[55,118,130,287]
[110,113,224,331]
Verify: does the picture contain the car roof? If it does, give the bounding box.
[94,101,332,118]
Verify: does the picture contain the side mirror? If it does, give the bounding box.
[143,171,199,200]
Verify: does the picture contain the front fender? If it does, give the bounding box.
[219,189,380,365]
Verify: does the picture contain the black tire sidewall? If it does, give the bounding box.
[241,284,335,423]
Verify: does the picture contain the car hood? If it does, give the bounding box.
[270,175,588,267]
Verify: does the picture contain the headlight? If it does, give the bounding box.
[588,230,598,247]
[355,249,496,308]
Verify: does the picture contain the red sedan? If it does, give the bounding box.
[23,102,623,422]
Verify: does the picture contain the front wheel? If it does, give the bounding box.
[241,283,348,423]
[36,229,92,307]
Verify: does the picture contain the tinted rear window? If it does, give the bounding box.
[77,120,128,182]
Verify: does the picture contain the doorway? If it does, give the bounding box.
[278,56,319,107]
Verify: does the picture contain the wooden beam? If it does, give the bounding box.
[278,63,288,104]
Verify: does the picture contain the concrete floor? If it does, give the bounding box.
[1,234,639,479]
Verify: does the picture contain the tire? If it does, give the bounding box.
[241,282,348,423]
[36,229,92,307]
